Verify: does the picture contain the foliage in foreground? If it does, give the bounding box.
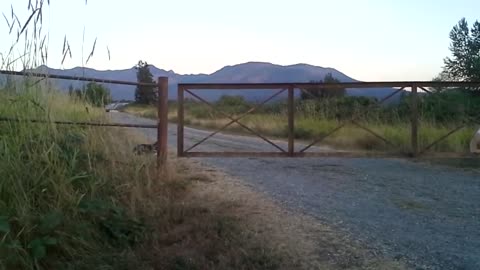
[0,87,148,269]
[0,88,283,270]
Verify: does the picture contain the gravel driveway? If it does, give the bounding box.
[110,112,480,270]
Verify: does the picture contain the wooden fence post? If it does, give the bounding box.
[157,77,169,169]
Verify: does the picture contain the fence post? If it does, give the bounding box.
[157,77,169,168]
[177,85,184,157]
[410,85,419,157]
[288,85,295,157]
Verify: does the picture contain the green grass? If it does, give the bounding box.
[0,88,287,270]
[123,102,476,154]
[0,87,158,269]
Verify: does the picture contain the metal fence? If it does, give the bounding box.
[0,69,169,168]
[177,82,480,158]
[3,68,480,159]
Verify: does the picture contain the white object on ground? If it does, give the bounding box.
[470,128,480,154]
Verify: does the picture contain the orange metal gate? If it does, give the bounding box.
[177,82,480,158]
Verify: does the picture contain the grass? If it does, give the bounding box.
[0,87,291,270]
[121,102,159,119]
[123,102,477,154]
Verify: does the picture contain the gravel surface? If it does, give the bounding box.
[111,112,480,270]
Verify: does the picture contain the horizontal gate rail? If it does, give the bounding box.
[0,70,157,86]
[179,81,480,89]
[0,117,158,129]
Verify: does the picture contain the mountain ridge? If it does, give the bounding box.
[3,61,403,102]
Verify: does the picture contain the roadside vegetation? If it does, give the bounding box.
[0,85,294,270]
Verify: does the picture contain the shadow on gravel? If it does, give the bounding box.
[421,157,480,171]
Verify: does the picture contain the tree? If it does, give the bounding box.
[300,73,346,99]
[430,72,451,92]
[135,60,157,104]
[443,18,480,86]
[84,82,112,106]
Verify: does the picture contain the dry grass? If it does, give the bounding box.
[124,103,476,154]
[173,160,409,270]
[85,129,284,269]
[93,127,409,269]
[0,89,280,269]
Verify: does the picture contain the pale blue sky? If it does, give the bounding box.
[1,0,479,81]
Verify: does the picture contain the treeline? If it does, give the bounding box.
[191,89,480,125]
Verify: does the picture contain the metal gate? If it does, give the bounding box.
[177,82,480,158]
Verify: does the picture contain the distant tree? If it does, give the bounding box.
[216,95,248,107]
[443,18,480,88]
[216,95,249,115]
[429,72,451,92]
[300,73,346,99]
[84,82,112,106]
[135,60,157,104]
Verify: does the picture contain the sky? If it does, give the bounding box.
[1,0,479,81]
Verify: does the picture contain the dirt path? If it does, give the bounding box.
[110,112,480,270]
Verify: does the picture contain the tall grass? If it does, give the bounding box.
[1,86,289,269]
[124,100,477,153]
[1,86,141,269]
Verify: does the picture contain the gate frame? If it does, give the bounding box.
[177,81,480,158]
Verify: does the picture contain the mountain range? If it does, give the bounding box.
[4,62,404,102]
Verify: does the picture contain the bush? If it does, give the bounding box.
[70,82,112,107]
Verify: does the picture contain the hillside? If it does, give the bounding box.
[2,62,402,102]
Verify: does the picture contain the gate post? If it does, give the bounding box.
[410,85,419,157]
[288,85,295,157]
[177,85,184,157]
[157,77,169,168]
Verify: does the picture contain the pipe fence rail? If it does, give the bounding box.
[0,117,158,129]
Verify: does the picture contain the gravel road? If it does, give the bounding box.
[110,112,480,270]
